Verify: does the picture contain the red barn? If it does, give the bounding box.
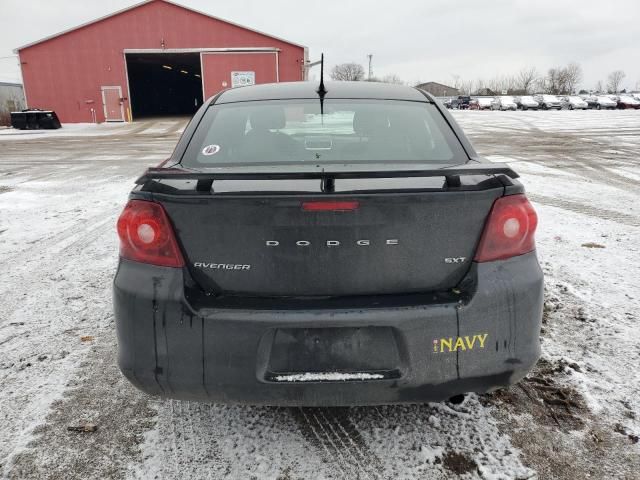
[15,0,308,123]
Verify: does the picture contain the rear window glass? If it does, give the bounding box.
[181,99,467,168]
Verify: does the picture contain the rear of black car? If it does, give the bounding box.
[113,82,543,406]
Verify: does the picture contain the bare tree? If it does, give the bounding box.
[546,63,582,95]
[330,63,365,81]
[367,74,403,84]
[381,74,404,85]
[449,74,474,95]
[564,62,583,94]
[517,67,539,94]
[558,68,570,94]
[460,80,475,95]
[450,74,462,90]
[473,79,486,95]
[488,75,513,94]
[546,67,562,94]
[546,64,580,94]
[430,62,585,96]
[595,80,604,93]
[533,75,547,94]
[607,70,626,93]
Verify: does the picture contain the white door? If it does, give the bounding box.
[101,86,124,122]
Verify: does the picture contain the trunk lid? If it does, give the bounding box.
[157,178,503,297]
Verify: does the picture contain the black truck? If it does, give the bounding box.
[114,81,542,406]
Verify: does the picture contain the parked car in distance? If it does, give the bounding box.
[444,98,459,109]
[491,96,517,111]
[114,81,543,406]
[457,95,471,110]
[562,96,589,110]
[471,98,493,110]
[585,95,617,110]
[477,97,494,110]
[583,95,599,109]
[533,94,562,110]
[514,96,539,110]
[616,95,640,109]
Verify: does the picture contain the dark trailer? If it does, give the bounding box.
[11,109,61,130]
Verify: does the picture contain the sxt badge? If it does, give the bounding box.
[444,257,467,264]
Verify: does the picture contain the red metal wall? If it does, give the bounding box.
[201,53,279,99]
[18,0,306,123]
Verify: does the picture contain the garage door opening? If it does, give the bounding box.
[126,52,203,119]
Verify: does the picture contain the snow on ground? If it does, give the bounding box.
[0,118,186,141]
[455,109,640,478]
[0,111,639,479]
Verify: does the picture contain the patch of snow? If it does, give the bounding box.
[0,118,187,140]
[273,372,385,382]
[418,444,445,464]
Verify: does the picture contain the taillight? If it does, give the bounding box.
[116,200,184,267]
[302,201,359,212]
[474,194,538,263]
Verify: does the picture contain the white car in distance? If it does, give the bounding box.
[491,96,518,111]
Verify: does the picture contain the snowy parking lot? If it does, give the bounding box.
[0,111,639,479]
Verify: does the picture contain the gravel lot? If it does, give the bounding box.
[1,111,639,479]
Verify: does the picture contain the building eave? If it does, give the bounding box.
[14,0,307,53]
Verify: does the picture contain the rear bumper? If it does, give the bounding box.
[114,252,543,406]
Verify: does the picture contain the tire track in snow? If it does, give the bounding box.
[139,402,338,479]
[161,400,227,479]
[529,193,640,227]
[318,408,384,479]
[293,407,383,479]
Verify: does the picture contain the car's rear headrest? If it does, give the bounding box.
[249,107,286,131]
[353,109,390,135]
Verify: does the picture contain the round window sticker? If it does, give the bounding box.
[202,144,221,156]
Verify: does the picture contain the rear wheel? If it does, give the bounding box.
[596,104,601,110]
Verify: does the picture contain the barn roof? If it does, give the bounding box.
[14,0,306,52]
[415,82,458,90]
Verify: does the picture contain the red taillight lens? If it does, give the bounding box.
[116,200,184,267]
[474,194,538,263]
[302,201,359,212]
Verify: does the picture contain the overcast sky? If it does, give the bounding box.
[1,0,639,90]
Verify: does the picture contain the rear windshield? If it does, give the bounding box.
[181,99,467,168]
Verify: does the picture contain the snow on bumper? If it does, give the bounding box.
[113,253,543,406]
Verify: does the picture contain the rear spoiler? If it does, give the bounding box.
[136,164,519,191]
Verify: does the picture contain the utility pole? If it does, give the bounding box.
[367,54,373,80]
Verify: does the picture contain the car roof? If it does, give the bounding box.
[213,81,430,104]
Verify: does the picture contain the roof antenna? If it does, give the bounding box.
[317,53,327,117]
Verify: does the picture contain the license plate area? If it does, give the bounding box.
[263,327,402,382]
